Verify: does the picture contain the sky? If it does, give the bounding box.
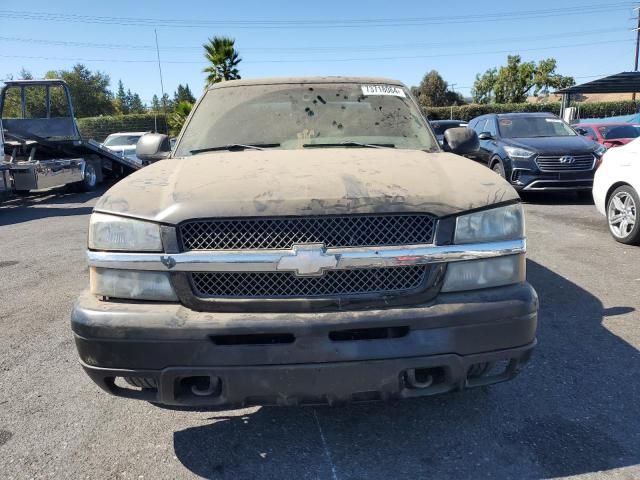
[0,0,637,104]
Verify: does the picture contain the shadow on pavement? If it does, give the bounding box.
[172,260,638,479]
[0,186,107,226]
[520,191,594,206]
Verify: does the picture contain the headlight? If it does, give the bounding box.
[504,146,535,160]
[442,254,525,292]
[593,143,607,157]
[90,267,177,301]
[89,213,162,252]
[454,204,524,244]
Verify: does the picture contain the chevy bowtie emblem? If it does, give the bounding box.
[277,244,339,276]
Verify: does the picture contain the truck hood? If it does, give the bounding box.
[505,135,598,154]
[95,149,518,223]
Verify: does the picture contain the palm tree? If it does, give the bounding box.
[203,36,241,86]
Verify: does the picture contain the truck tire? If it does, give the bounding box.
[75,163,98,192]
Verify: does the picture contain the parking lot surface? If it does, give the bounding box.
[1,187,639,480]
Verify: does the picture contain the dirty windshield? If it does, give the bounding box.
[175,82,437,156]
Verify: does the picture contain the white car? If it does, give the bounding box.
[102,132,147,165]
[593,137,640,244]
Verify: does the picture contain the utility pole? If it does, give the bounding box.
[154,29,167,129]
[449,83,457,119]
[634,7,640,100]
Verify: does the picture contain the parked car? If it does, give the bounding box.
[102,132,147,165]
[430,120,468,147]
[72,77,537,408]
[593,137,640,244]
[575,123,640,149]
[467,113,606,193]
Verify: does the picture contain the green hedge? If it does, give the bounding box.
[571,100,640,119]
[424,101,640,121]
[77,113,169,142]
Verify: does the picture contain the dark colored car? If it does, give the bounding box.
[575,123,640,149]
[430,120,468,146]
[467,113,606,192]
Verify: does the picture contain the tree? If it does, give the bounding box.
[44,64,114,117]
[115,80,129,114]
[471,69,498,104]
[168,101,193,136]
[472,56,575,104]
[129,92,146,113]
[173,84,196,104]
[151,94,161,112]
[161,93,172,112]
[203,36,241,86]
[413,70,464,108]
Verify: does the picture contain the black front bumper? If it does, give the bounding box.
[511,168,595,192]
[71,283,538,407]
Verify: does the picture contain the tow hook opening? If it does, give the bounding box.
[178,375,222,398]
[404,367,446,389]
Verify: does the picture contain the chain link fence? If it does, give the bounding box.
[77,113,169,142]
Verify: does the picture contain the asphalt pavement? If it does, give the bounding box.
[0,186,639,480]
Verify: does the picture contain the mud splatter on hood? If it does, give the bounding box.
[95,149,517,223]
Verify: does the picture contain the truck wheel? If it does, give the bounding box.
[124,377,158,389]
[607,185,639,245]
[76,163,97,192]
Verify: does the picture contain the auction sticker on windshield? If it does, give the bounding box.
[361,85,406,97]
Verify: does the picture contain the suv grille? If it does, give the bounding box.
[179,214,436,251]
[190,266,429,298]
[535,154,595,172]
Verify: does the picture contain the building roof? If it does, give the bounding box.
[556,72,640,94]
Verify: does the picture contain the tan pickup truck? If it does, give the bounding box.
[71,77,537,407]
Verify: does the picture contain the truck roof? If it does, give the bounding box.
[2,79,67,86]
[208,76,405,90]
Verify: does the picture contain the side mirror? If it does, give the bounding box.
[575,128,587,135]
[477,131,494,141]
[443,127,479,155]
[136,133,171,163]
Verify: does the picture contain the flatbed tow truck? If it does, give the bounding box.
[0,79,140,194]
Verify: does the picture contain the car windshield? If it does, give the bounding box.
[498,116,576,138]
[175,82,437,156]
[598,125,640,140]
[431,122,467,135]
[104,135,142,147]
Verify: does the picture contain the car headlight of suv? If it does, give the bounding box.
[443,204,526,292]
[504,146,535,160]
[593,143,607,157]
[89,212,163,251]
[88,213,177,301]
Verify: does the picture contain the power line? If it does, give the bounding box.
[0,3,632,29]
[0,27,625,52]
[0,38,631,65]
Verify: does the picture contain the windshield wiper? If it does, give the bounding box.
[190,143,280,154]
[303,141,395,149]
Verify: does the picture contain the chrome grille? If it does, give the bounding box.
[190,266,429,298]
[535,154,595,172]
[179,214,436,251]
